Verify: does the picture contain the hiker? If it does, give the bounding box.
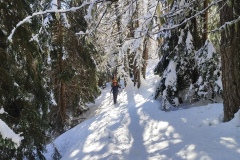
[111,79,121,104]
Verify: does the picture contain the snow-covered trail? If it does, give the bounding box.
[70,61,162,159]
[44,59,240,160]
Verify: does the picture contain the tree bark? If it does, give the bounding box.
[220,0,240,122]
[114,1,122,80]
[142,38,149,79]
[57,0,67,122]
[203,0,208,42]
[135,1,141,88]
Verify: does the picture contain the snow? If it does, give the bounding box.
[178,30,184,44]
[44,59,240,160]
[186,31,193,52]
[0,108,24,148]
[7,1,90,42]
[164,60,177,87]
[84,1,95,22]
[206,41,215,59]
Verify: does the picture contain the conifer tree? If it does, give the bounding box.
[154,24,197,109]
[40,0,100,135]
[0,0,50,159]
[154,0,221,110]
[188,40,222,102]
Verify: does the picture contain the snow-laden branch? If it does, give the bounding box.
[0,119,24,148]
[0,108,24,148]
[211,16,240,32]
[211,1,240,33]
[143,1,160,37]
[77,2,109,36]
[7,1,91,42]
[150,0,223,35]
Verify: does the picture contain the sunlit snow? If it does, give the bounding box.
[44,59,240,160]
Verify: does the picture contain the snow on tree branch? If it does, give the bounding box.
[7,1,91,42]
[151,0,223,34]
[0,108,24,148]
[211,16,240,33]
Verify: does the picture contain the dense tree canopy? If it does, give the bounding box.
[0,0,239,159]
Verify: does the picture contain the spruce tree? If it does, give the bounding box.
[154,24,197,110]
[41,0,100,135]
[0,0,50,159]
[188,40,221,102]
[154,0,222,110]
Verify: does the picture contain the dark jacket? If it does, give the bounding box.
[111,83,120,93]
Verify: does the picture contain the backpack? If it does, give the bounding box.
[112,79,118,86]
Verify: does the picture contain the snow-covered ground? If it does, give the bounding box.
[44,59,240,160]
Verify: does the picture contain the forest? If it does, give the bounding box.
[0,0,240,159]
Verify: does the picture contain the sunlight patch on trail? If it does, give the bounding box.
[134,94,146,106]
[177,144,198,160]
[220,137,238,149]
[81,100,133,160]
[69,149,80,157]
[142,118,182,156]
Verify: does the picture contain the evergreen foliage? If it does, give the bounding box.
[155,24,197,109]
[43,0,100,136]
[1,0,100,158]
[1,0,239,157]
[187,40,222,101]
[154,0,222,110]
[0,0,50,159]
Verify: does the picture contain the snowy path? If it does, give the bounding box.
[44,59,240,160]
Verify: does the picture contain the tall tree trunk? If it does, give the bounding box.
[125,0,137,86]
[59,49,67,122]
[142,38,149,79]
[220,0,240,122]
[137,68,141,88]
[203,0,208,42]
[124,0,134,86]
[191,2,201,49]
[57,0,67,122]
[114,1,122,80]
[133,60,141,88]
[134,1,141,88]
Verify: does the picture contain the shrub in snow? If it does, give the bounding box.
[186,40,222,102]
